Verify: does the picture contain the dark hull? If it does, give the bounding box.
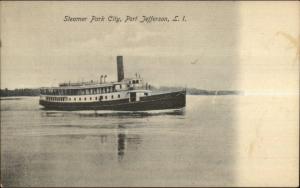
[39,90,186,111]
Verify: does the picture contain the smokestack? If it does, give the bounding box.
[117,56,124,82]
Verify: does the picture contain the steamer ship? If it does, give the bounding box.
[39,56,186,111]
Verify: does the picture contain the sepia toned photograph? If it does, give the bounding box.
[0,1,299,187]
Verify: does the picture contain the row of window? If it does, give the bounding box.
[41,85,125,96]
[46,94,121,102]
[41,80,143,96]
[129,80,140,84]
[46,97,68,102]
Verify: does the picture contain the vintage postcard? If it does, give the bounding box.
[0,1,299,187]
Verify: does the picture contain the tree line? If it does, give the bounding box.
[1,88,40,97]
[0,86,242,97]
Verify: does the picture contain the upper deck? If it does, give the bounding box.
[40,56,152,98]
[40,77,150,96]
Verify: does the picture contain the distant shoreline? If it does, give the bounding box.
[151,86,243,96]
[0,87,243,97]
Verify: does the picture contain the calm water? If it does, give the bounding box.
[1,95,236,187]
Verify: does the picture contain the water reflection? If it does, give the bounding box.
[117,133,126,160]
[116,124,143,161]
[41,108,185,118]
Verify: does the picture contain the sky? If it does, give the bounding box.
[1,1,299,92]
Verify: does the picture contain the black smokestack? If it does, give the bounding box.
[117,56,124,82]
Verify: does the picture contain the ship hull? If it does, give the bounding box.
[39,90,186,111]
